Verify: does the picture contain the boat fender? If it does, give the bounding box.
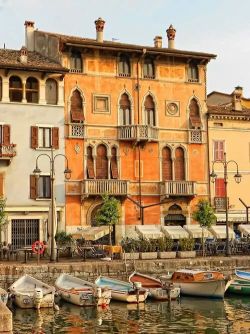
[34,288,43,301]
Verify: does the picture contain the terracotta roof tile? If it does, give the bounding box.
[0,48,68,73]
[208,104,250,116]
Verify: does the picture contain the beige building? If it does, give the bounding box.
[207,87,250,234]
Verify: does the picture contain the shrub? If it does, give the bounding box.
[179,237,195,251]
[55,231,73,246]
[157,237,174,252]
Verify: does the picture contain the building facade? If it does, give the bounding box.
[0,39,67,248]
[24,19,216,242]
[207,87,250,233]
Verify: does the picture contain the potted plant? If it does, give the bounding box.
[177,237,196,258]
[139,238,158,260]
[55,231,74,257]
[157,237,176,259]
[120,237,140,260]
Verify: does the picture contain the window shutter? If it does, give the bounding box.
[30,175,37,199]
[3,125,10,145]
[31,126,38,149]
[52,127,59,149]
[0,173,4,197]
[96,145,108,179]
[111,157,118,179]
[162,147,172,181]
[215,178,225,197]
[175,148,185,181]
[87,158,95,179]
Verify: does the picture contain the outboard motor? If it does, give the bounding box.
[34,288,43,309]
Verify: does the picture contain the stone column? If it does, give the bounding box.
[2,77,9,102]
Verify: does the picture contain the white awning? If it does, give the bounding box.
[238,224,250,236]
[161,226,189,239]
[209,225,235,239]
[135,225,164,239]
[215,213,246,223]
[72,226,110,241]
[183,225,213,239]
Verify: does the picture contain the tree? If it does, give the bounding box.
[192,199,216,256]
[95,194,120,247]
[0,197,8,244]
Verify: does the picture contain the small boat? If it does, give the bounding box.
[235,269,250,281]
[227,279,250,295]
[55,273,111,307]
[0,288,8,304]
[8,274,55,309]
[171,269,231,298]
[129,271,180,300]
[95,276,148,303]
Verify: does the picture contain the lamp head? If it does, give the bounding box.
[234,172,242,184]
[33,166,41,176]
[210,170,217,183]
[64,168,72,180]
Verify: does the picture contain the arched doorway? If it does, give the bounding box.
[164,204,186,226]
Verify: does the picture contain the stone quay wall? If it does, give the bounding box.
[0,256,250,289]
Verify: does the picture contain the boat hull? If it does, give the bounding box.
[12,292,54,309]
[149,287,180,300]
[0,288,8,305]
[227,279,250,296]
[111,290,148,303]
[173,280,226,298]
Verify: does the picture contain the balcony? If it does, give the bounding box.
[0,144,16,162]
[188,130,203,144]
[214,197,228,211]
[82,179,129,198]
[118,125,158,142]
[161,181,196,197]
[68,123,85,138]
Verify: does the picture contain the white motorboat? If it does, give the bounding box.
[171,269,231,298]
[8,274,55,309]
[55,273,111,306]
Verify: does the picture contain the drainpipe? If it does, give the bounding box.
[136,49,146,224]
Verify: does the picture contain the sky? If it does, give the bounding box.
[0,0,250,96]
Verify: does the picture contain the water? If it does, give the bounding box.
[12,296,250,334]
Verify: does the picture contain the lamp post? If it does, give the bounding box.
[33,148,71,262]
[210,152,242,256]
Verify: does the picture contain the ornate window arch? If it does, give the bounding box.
[70,89,84,123]
[119,93,131,125]
[162,146,173,181]
[144,94,156,126]
[174,147,185,180]
[96,144,108,179]
[189,98,202,129]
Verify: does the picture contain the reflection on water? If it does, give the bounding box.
[12,296,250,334]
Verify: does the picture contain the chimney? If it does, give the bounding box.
[166,24,176,49]
[232,86,243,111]
[24,20,35,51]
[95,17,105,43]
[154,36,162,48]
[20,46,28,64]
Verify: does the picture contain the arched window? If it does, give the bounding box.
[86,146,95,179]
[45,79,58,105]
[143,57,155,79]
[144,95,155,126]
[9,76,23,102]
[118,54,130,77]
[119,93,131,125]
[70,51,82,72]
[96,144,108,179]
[162,147,172,181]
[164,204,186,226]
[70,90,84,123]
[188,62,199,82]
[110,147,118,179]
[26,77,39,103]
[189,98,201,128]
[0,77,2,101]
[175,147,185,181]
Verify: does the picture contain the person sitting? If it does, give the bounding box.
[42,241,48,258]
[2,241,9,259]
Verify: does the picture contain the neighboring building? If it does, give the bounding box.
[0,39,67,248]
[24,19,216,242]
[207,86,250,232]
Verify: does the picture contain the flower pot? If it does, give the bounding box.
[158,251,176,259]
[139,252,158,260]
[121,252,140,260]
[177,251,196,259]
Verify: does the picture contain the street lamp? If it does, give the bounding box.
[33,149,71,262]
[210,152,242,256]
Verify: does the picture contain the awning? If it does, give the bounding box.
[215,213,246,223]
[183,225,213,239]
[238,224,250,236]
[209,225,235,239]
[161,226,189,239]
[135,225,164,239]
[72,226,110,241]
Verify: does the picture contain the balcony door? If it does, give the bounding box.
[96,144,108,179]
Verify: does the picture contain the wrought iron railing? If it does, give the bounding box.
[0,144,16,158]
[68,123,85,138]
[189,130,202,143]
[214,197,228,211]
